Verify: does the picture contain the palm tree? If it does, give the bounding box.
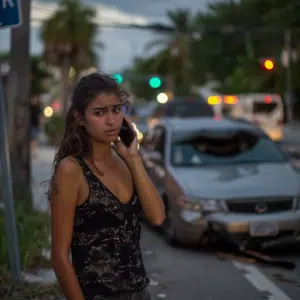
[145,9,196,94]
[30,56,54,97]
[40,0,98,115]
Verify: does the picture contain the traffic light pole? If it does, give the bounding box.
[284,29,293,123]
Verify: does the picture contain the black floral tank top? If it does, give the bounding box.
[71,156,149,299]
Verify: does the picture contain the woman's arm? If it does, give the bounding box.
[126,155,165,226]
[50,157,85,300]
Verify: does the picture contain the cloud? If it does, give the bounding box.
[90,0,215,19]
[0,0,215,72]
[99,27,157,73]
[31,0,150,27]
[0,0,153,72]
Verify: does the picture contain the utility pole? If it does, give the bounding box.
[0,0,23,283]
[0,72,22,283]
[284,29,293,123]
[7,0,32,194]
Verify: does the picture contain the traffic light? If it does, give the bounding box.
[149,76,162,88]
[111,73,123,84]
[262,59,274,71]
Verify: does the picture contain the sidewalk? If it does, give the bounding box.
[31,146,56,212]
[25,145,58,285]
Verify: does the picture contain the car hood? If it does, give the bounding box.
[171,162,300,198]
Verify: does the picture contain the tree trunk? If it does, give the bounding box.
[60,61,71,116]
[7,0,32,199]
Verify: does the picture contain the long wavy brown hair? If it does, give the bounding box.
[47,72,130,199]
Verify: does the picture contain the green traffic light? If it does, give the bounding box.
[112,73,123,84]
[149,77,161,88]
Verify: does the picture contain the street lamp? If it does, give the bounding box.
[157,92,168,103]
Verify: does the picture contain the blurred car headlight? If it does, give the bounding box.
[177,195,223,212]
[199,199,221,212]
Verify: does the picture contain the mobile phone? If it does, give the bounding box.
[119,119,136,147]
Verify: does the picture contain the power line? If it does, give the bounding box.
[31,1,300,36]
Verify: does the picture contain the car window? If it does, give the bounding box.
[253,102,278,114]
[171,130,287,167]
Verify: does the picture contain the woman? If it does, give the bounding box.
[49,72,165,300]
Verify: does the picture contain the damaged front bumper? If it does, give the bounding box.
[206,211,300,249]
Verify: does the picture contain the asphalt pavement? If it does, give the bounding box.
[141,225,300,300]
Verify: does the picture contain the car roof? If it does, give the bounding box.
[157,117,266,135]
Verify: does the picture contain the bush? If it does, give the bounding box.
[0,198,51,275]
[44,114,65,145]
[0,199,63,299]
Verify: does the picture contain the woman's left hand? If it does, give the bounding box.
[115,116,139,161]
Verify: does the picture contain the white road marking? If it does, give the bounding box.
[233,261,292,300]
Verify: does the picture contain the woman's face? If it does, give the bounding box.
[82,92,126,143]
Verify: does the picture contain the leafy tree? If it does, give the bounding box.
[40,0,99,115]
[145,9,197,94]
[0,53,53,97]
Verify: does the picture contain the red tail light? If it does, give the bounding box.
[224,95,238,104]
[265,95,272,103]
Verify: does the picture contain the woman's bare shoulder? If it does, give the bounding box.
[55,156,82,178]
[50,156,83,202]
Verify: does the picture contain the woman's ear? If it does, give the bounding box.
[73,110,84,126]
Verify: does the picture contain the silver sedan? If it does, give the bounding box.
[140,117,300,249]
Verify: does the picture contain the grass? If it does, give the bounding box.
[0,279,61,300]
[0,196,62,299]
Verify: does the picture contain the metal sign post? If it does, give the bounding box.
[0,0,23,282]
[0,74,22,282]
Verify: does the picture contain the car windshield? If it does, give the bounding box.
[171,130,287,167]
[253,102,278,114]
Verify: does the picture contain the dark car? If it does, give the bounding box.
[150,96,214,119]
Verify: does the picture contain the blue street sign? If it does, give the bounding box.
[0,0,22,29]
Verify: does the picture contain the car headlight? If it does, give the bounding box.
[177,195,223,212]
[199,199,221,212]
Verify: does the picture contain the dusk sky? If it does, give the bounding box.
[0,0,214,72]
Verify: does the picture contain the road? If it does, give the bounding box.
[30,143,300,300]
[141,225,300,300]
